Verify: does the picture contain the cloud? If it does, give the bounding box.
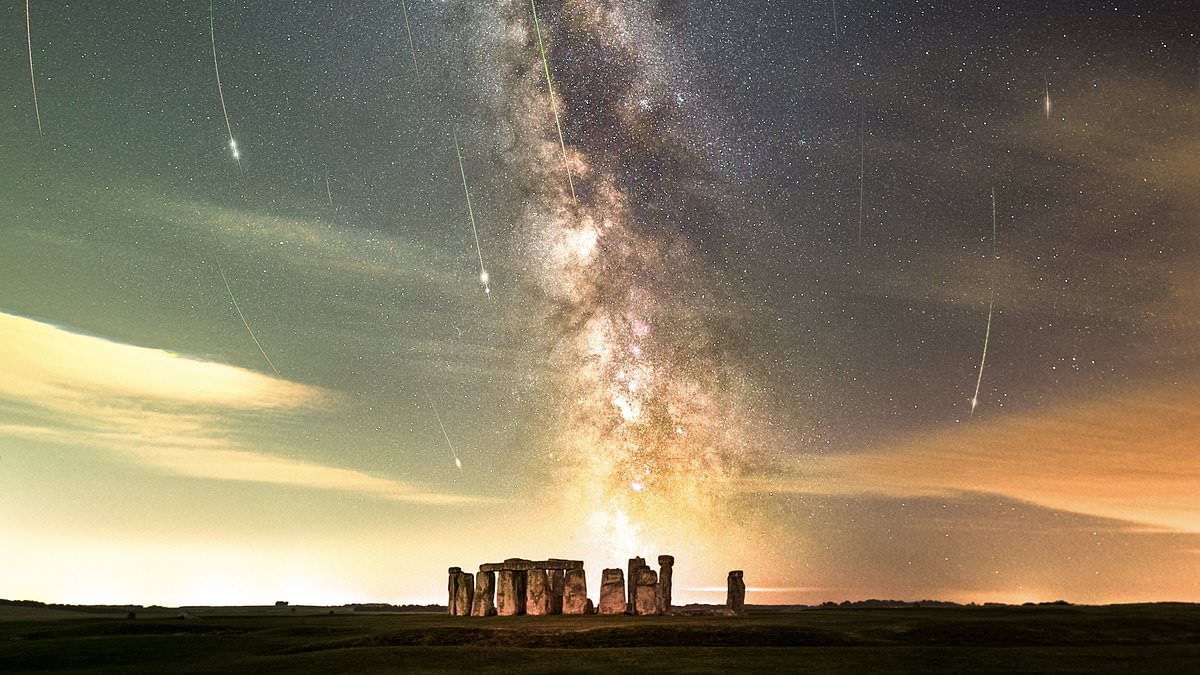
[0,311,483,505]
[746,379,1200,533]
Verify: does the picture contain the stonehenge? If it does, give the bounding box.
[444,555,745,618]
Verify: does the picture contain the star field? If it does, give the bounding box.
[0,0,1197,605]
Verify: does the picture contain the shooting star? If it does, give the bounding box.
[1043,77,1052,119]
[25,0,43,136]
[832,0,840,36]
[216,259,278,375]
[531,0,578,204]
[970,189,999,415]
[209,0,242,175]
[325,172,333,207]
[453,129,491,298]
[427,393,463,472]
[400,0,419,75]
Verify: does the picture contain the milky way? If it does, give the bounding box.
[475,0,763,556]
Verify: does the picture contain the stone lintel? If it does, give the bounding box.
[479,558,584,572]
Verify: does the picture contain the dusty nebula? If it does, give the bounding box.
[478,0,762,557]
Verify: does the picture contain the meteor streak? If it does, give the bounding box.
[1043,77,1052,119]
[25,0,42,136]
[209,0,242,175]
[426,393,463,472]
[216,259,278,375]
[970,189,999,415]
[452,129,491,297]
[400,0,419,75]
[530,0,577,203]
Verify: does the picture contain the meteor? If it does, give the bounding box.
[25,0,42,136]
[216,259,278,375]
[970,189,999,415]
[452,129,491,298]
[530,0,578,203]
[1043,77,1052,119]
[208,0,243,175]
[400,0,419,75]
[426,393,464,472]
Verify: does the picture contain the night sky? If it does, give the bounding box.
[2,0,1197,606]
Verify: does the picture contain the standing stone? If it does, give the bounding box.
[585,598,595,614]
[656,555,674,615]
[635,567,660,615]
[626,557,646,613]
[471,570,497,617]
[447,566,462,615]
[454,572,474,616]
[548,569,565,615]
[726,570,745,615]
[657,552,676,614]
[563,568,588,615]
[526,568,552,616]
[598,568,626,615]
[497,569,527,616]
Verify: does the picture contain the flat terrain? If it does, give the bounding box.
[2,604,1198,673]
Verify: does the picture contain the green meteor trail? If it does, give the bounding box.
[531,0,577,204]
[216,259,278,375]
[209,0,242,176]
[453,129,490,298]
[25,0,43,136]
[426,392,463,472]
[400,0,418,75]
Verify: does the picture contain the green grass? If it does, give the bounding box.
[1,605,1197,673]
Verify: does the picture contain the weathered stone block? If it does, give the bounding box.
[598,568,626,615]
[726,570,745,615]
[454,572,474,617]
[447,566,462,615]
[526,568,552,616]
[497,569,527,616]
[563,568,588,614]
[657,555,674,615]
[635,567,659,615]
[626,557,646,612]
[471,570,496,617]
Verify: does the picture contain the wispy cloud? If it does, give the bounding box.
[0,311,483,505]
[744,380,1200,533]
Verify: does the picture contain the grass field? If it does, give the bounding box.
[2,604,1198,673]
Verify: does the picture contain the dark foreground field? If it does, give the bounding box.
[2,604,1198,673]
